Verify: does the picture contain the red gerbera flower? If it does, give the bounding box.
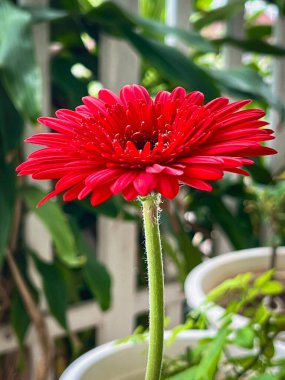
[17,85,276,206]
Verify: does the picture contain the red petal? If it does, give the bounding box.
[184,166,224,180]
[122,183,138,201]
[90,187,113,206]
[82,96,107,115]
[156,175,180,199]
[111,171,138,194]
[98,89,122,105]
[205,97,229,111]
[133,172,157,196]
[181,177,212,192]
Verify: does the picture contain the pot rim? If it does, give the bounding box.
[185,246,285,311]
[60,329,214,380]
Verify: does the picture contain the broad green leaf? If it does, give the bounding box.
[210,67,285,116]
[167,366,199,380]
[0,86,23,266]
[254,269,274,288]
[0,0,41,122]
[133,15,215,53]
[21,185,84,266]
[234,326,255,349]
[246,160,274,185]
[246,24,272,40]
[195,324,230,379]
[32,254,68,329]
[83,248,112,311]
[251,375,277,380]
[215,36,285,56]
[207,273,252,302]
[253,303,271,325]
[70,218,112,311]
[260,280,284,296]
[10,291,31,346]
[0,160,16,266]
[24,6,67,23]
[122,29,220,101]
[85,1,220,100]
[192,0,245,30]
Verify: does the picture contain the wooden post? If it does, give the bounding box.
[223,0,244,68]
[96,217,137,342]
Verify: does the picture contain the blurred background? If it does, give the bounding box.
[1,0,285,379]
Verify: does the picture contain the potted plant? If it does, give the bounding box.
[17,84,276,379]
[59,271,285,380]
[185,182,285,346]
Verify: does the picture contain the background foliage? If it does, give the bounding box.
[1,0,285,377]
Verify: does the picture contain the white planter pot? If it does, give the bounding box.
[185,246,285,351]
[59,330,213,380]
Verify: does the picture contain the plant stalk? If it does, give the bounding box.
[141,194,164,380]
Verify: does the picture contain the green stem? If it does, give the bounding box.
[141,194,165,380]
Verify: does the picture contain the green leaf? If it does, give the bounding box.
[207,272,252,302]
[0,0,41,122]
[83,248,112,311]
[122,29,220,101]
[0,86,23,265]
[246,24,272,40]
[251,375,277,380]
[215,36,285,56]
[32,254,68,329]
[254,269,274,288]
[167,366,199,380]
[210,67,285,116]
[234,326,255,349]
[85,1,220,101]
[192,0,245,30]
[133,15,215,53]
[69,218,112,311]
[24,6,67,23]
[10,290,31,346]
[253,303,271,325]
[260,280,284,296]
[195,324,230,379]
[0,160,16,266]
[246,160,274,185]
[21,185,84,267]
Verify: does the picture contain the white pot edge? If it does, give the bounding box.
[185,247,285,340]
[59,330,214,380]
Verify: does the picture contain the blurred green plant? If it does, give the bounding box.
[163,270,285,379]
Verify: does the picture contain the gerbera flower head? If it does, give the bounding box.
[17,85,276,207]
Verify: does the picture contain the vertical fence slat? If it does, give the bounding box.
[223,0,244,68]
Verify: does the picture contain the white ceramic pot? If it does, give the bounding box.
[185,246,285,351]
[59,330,214,380]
